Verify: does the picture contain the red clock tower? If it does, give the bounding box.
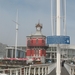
[26,23,48,64]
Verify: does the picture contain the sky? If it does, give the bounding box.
[0,0,75,46]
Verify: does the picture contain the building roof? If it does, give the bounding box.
[35,22,42,29]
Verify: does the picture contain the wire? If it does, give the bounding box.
[62,0,67,35]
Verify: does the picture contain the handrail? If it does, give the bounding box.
[64,63,75,75]
[0,63,56,75]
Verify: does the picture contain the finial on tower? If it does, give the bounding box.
[36,21,42,31]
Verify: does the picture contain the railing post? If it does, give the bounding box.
[72,68,74,75]
[29,67,31,75]
[45,67,47,75]
[20,68,22,75]
[70,68,72,75]
[45,67,46,75]
[38,67,40,75]
[46,67,48,74]
[26,68,27,75]
[24,68,25,75]
[71,68,73,75]
[10,70,12,75]
[16,70,18,75]
[48,65,50,74]
[34,67,36,75]
[42,67,44,75]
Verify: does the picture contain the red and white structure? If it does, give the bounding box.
[26,23,47,64]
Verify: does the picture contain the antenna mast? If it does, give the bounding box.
[51,0,53,35]
[15,9,19,58]
[64,0,66,35]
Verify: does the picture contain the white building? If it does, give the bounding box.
[46,44,75,62]
[5,44,75,63]
[6,46,25,58]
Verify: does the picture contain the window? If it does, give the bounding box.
[13,49,15,58]
[42,40,44,43]
[16,50,20,58]
[36,39,38,44]
[20,51,24,58]
[27,40,30,46]
[8,49,12,58]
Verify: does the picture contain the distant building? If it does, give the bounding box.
[46,44,75,62]
[6,46,25,58]
[0,43,7,58]
[5,44,75,63]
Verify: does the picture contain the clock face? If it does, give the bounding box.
[37,27,40,30]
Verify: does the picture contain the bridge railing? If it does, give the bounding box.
[0,63,56,75]
[64,63,75,75]
[48,63,56,74]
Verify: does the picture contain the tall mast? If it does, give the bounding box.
[64,0,66,35]
[51,0,54,35]
[15,9,19,58]
[56,0,60,35]
[56,0,61,75]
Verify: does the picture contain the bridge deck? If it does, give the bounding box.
[49,67,69,75]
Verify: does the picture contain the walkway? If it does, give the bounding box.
[49,66,69,75]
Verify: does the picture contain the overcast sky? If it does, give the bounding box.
[0,0,75,46]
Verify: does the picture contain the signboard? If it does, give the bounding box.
[47,36,70,44]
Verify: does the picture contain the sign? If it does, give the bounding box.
[47,36,70,44]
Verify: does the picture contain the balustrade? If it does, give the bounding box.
[64,63,75,75]
[0,63,56,75]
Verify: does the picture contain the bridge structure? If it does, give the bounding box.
[0,63,56,75]
[47,0,70,75]
[0,62,75,75]
[0,0,74,75]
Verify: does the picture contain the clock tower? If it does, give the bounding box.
[26,22,48,64]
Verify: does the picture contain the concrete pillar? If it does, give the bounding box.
[24,68,25,75]
[38,67,40,75]
[48,66,49,74]
[50,53,51,59]
[56,45,61,75]
[34,67,36,75]
[72,68,74,75]
[29,67,31,75]
[42,67,44,75]
[9,70,12,75]
[20,68,22,75]
[47,67,48,74]
[51,51,52,59]
[56,0,61,75]
[26,68,27,75]
[16,70,18,75]
[45,67,47,75]
[54,53,55,59]
[12,49,13,58]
